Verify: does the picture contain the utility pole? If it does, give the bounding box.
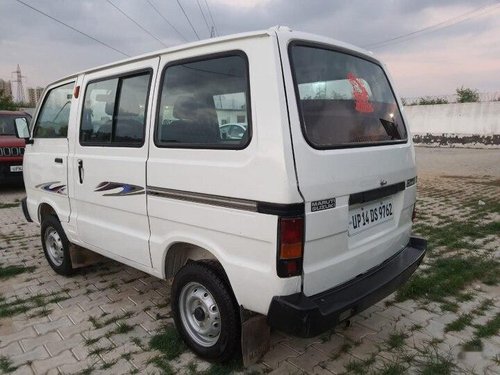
[12,64,26,104]
[210,26,215,38]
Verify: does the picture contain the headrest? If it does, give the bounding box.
[105,101,114,116]
[173,95,214,122]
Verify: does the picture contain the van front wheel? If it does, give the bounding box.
[41,215,73,276]
[172,262,240,362]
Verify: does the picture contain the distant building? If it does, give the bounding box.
[214,93,247,125]
[27,87,44,107]
[216,108,247,125]
[0,79,13,98]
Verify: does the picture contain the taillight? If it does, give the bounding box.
[277,216,304,277]
[412,204,417,222]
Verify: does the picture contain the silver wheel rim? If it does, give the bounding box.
[45,227,64,267]
[179,281,221,347]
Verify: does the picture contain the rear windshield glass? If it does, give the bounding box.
[289,44,407,149]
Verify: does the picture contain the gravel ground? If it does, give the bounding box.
[416,146,500,177]
[0,148,499,375]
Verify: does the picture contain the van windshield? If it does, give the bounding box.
[289,44,407,149]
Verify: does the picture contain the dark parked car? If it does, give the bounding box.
[0,111,31,184]
[219,123,247,140]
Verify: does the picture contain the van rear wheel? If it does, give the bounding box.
[172,261,240,362]
[41,215,73,276]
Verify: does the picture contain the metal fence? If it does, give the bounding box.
[402,91,500,106]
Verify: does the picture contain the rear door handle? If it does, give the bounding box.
[78,159,84,184]
[54,158,63,164]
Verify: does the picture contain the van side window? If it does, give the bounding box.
[80,71,151,146]
[34,82,74,138]
[156,53,251,149]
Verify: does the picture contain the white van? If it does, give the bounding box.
[21,27,426,362]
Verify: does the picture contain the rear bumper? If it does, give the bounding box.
[267,236,427,337]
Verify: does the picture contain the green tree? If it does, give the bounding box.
[0,89,18,110]
[456,86,480,103]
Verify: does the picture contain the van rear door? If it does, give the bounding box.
[278,35,417,297]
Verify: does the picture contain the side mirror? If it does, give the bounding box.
[14,117,31,142]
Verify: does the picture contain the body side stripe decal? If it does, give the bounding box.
[147,186,257,212]
[146,186,305,216]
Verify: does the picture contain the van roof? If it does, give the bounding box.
[50,26,376,86]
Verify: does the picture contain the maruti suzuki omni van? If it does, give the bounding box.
[21,27,426,362]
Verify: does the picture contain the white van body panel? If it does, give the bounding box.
[147,35,301,204]
[23,78,78,224]
[275,29,417,296]
[148,203,301,314]
[23,139,69,222]
[147,34,302,313]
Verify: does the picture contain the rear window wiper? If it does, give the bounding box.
[379,118,401,140]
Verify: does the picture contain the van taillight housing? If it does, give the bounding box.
[412,203,417,222]
[277,216,304,277]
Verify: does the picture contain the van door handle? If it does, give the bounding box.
[54,158,63,164]
[77,159,84,184]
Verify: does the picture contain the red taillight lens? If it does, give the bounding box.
[277,216,304,277]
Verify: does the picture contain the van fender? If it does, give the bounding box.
[37,197,69,223]
[159,233,236,290]
[155,230,293,315]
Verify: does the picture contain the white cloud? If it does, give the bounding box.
[210,0,272,7]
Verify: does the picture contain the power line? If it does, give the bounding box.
[106,0,168,47]
[204,0,218,36]
[15,0,130,57]
[176,0,200,40]
[196,0,211,36]
[364,1,500,49]
[145,0,189,42]
[365,2,499,49]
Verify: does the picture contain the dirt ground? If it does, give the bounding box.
[415,147,500,177]
[0,147,499,375]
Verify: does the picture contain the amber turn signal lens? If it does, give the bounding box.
[280,242,303,260]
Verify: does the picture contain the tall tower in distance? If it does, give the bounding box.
[12,64,26,103]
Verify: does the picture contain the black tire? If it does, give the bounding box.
[41,215,73,276]
[172,261,240,362]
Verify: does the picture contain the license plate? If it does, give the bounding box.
[10,165,23,172]
[348,198,394,235]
